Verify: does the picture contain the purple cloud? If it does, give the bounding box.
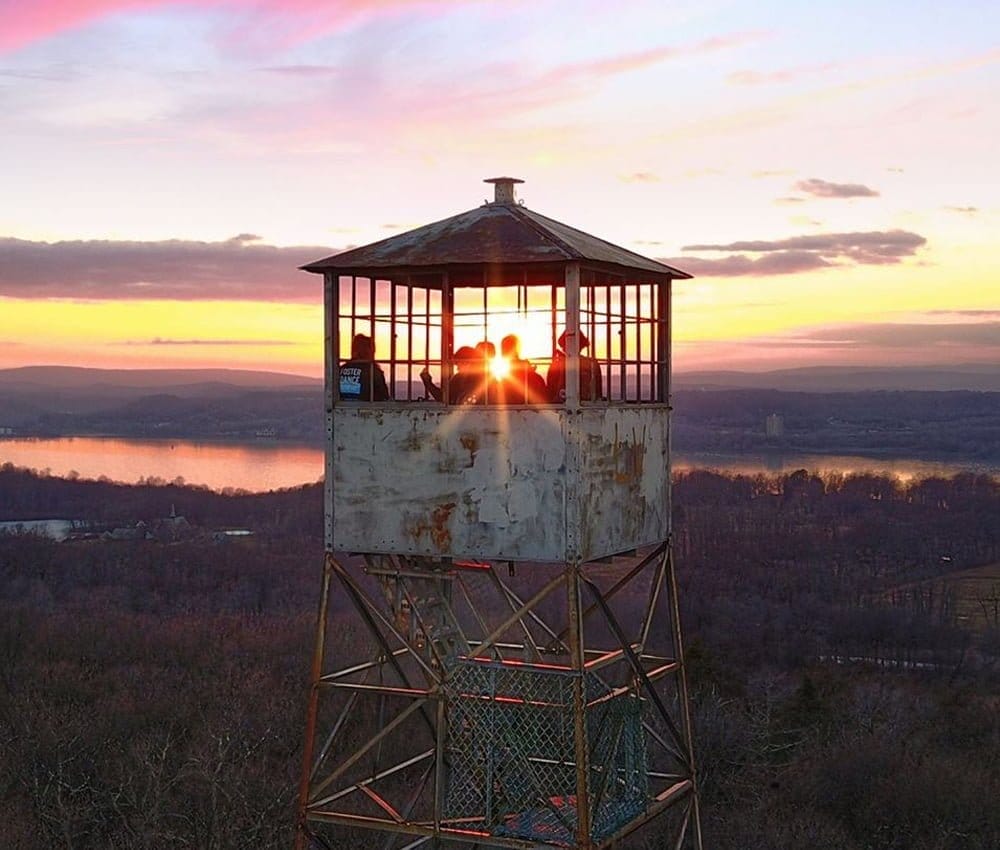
[670,230,926,277]
[661,252,830,277]
[924,309,1000,318]
[794,178,880,199]
[685,230,924,256]
[789,321,1000,349]
[0,235,335,301]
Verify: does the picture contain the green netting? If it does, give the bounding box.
[443,658,648,845]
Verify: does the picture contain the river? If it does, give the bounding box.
[2,436,997,494]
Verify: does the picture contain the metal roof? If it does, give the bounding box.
[301,197,690,279]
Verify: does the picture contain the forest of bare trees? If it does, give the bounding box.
[1,465,998,849]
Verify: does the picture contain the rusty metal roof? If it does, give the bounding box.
[301,201,690,278]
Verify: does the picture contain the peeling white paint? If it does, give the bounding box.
[330,405,669,562]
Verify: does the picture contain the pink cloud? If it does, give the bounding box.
[201,33,763,156]
[1,1,173,51]
[0,0,450,53]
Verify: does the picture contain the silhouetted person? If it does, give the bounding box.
[474,340,501,403]
[499,333,547,404]
[546,329,603,402]
[339,333,389,401]
[421,346,488,404]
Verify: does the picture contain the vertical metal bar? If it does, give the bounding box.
[295,553,334,850]
[390,280,397,400]
[434,693,446,836]
[564,262,581,410]
[325,274,337,546]
[587,272,597,401]
[656,280,669,403]
[425,280,431,394]
[350,275,357,352]
[605,276,612,402]
[634,281,642,402]
[370,275,377,348]
[666,278,673,406]
[550,282,558,357]
[482,266,488,348]
[618,274,626,403]
[665,544,703,849]
[566,564,592,847]
[442,273,453,404]
[407,277,414,401]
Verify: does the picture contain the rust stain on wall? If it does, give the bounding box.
[459,433,478,468]
[404,501,457,552]
[614,441,645,484]
[431,502,456,550]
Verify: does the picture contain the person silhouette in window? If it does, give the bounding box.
[339,333,389,401]
[421,346,488,404]
[499,333,547,404]
[546,330,603,402]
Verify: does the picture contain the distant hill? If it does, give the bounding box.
[0,366,322,426]
[674,365,1000,393]
[4,364,997,395]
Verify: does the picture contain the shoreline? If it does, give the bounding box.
[2,435,998,496]
[2,432,998,468]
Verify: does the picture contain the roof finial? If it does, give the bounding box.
[484,176,524,205]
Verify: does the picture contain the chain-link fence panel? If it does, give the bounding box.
[443,658,648,845]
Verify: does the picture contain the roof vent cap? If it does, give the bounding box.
[484,176,524,205]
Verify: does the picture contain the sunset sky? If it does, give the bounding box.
[1,0,997,376]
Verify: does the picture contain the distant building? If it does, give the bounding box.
[152,505,193,542]
[765,413,785,439]
[0,426,14,436]
[107,521,151,541]
[211,529,254,544]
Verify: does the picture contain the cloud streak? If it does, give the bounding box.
[619,172,661,183]
[121,337,297,346]
[727,62,837,86]
[0,235,334,301]
[794,178,879,198]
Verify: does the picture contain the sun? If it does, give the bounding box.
[489,355,510,380]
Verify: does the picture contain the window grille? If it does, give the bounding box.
[333,271,669,405]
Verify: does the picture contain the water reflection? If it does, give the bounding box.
[0,437,323,493]
[1,437,996,494]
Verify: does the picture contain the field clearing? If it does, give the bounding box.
[888,562,1000,634]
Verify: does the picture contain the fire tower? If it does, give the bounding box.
[296,178,702,850]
